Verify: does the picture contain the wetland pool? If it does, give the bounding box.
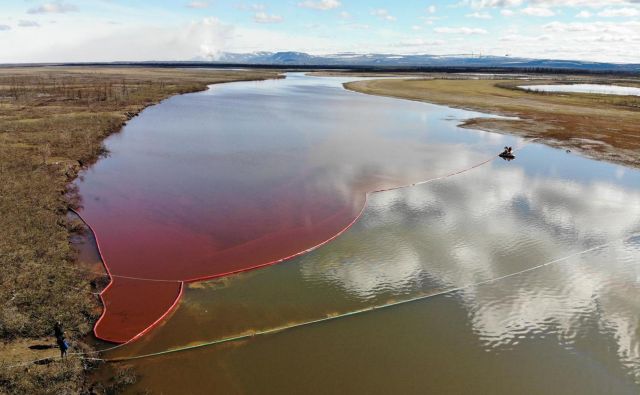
[519,84,640,96]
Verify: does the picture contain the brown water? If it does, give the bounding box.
[80,74,640,394]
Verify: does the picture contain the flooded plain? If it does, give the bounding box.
[77,74,640,393]
[520,84,640,96]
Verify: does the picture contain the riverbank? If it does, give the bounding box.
[344,77,640,169]
[0,67,281,393]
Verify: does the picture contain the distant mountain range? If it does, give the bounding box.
[9,51,637,73]
[203,51,639,72]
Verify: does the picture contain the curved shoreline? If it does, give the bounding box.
[344,78,640,170]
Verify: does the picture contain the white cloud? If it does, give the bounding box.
[3,1,640,64]
[253,12,283,24]
[531,0,638,6]
[18,20,41,28]
[501,9,515,16]
[186,1,209,9]
[499,33,551,42]
[576,10,592,18]
[468,0,523,8]
[466,11,493,18]
[435,26,488,34]
[0,25,11,31]
[427,5,437,14]
[513,19,640,62]
[98,18,336,60]
[420,15,442,25]
[27,2,78,14]
[394,38,445,47]
[598,7,640,17]
[340,23,370,30]
[298,0,341,10]
[236,3,266,11]
[371,9,396,21]
[543,20,640,34]
[521,7,555,17]
[339,11,351,19]
[469,0,637,7]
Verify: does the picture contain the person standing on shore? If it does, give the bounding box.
[53,321,69,358]
[56,336,69,358]
[53,321,64,340]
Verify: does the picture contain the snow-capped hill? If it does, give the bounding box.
[208,51,639,72]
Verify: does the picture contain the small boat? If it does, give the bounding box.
[499,147,515,160]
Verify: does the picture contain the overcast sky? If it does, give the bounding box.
[1,0,639,63]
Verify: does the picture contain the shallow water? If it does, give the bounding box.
[519,84,640,96]
[78,74,640,393]
[76,73,511,342]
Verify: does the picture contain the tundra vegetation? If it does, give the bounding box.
[0,67,281,394]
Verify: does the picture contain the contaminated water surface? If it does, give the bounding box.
[76,73,511,342]
[76,74,640,393]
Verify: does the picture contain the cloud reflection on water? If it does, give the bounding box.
[301,149,640,380]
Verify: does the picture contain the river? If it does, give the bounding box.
[76,73,640,394]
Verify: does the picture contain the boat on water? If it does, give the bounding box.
[500,146,515,160]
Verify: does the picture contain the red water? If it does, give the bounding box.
[76,75,497,342]
[87,182,366,342]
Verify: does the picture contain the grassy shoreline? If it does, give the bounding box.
[0,67,281,394]
[344,77,640,169]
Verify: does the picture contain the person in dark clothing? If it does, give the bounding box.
[54,321,64,341]
[57,337,69,358]
[54,321,69,358]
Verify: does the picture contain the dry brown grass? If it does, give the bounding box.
[345,76,640,168]
[0,66,281,394]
